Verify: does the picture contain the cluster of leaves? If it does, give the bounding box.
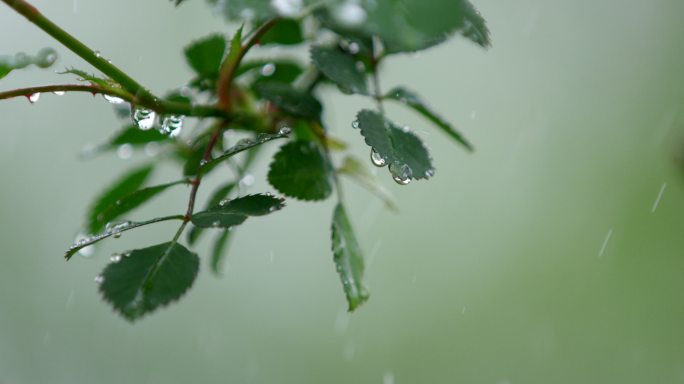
[1,0,490,321]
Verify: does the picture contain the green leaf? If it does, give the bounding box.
[385,87,473,151]
[191,193,285,228]
[211,230,233,274]
[93,180,187,232]
[60,68,112,87]
[84,125,169,158]
[259,19,304,45]
[99,242,199,321]
[255,82,323,120]
[188,182,236,245]
[268,140,334,201]
[87,165,154,234]
[355,110,434,183]
[338,156,398,212]
[331,203,369,311]
[183,137,209,176]
[0,48,57,80]
[311,46,368,95]
[184,34,226,78]
[65,215,184,260]
[200,130,290,172]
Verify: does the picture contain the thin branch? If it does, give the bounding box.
[217,18,280,109]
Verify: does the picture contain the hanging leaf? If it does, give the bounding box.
[87,165,154,234]
[355,109,434,182]
[99,242,199,321]
[311,46,369,95]
[331,203,369,311]
[259,19,304,45]
[211,230,233,274]
[268,140,334,201]
[385,87,473,151]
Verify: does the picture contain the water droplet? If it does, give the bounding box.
[370,149,386,167]
[161,115,184,137]
[219,199,229,207]
[73,233,95,257]
[112,232,122,239]
[212,221,221,228]
[52,91,65,96]
[110,254,122,263]
[94,275,104,284]
[103,94,124,104]
[94,50,102,58]
[278,126,292,135]
[132,108,156,130]
[28,93,40,103]
[389,162,412,185]
[351,120,360,129]
[348,42,360,54]
[424,169,435,178]
[239,174,255,188]
[270,0,302,17]
[334,2,367,26]
[260,63,276,77]
[116,144,133,160]
[199,159,208,166]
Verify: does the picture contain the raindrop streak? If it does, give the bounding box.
[103,94,124,104]
[651,182,667,213]
[132,108,156,130]
[389,162,412,185]
[260,63,276,77]
[598,228,613,258]
[28,93,40,103]
[370,149,386,167]
[161,115,184,137]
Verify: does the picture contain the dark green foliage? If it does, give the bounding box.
[87,165,154,234]
[331,203,369,311]
[99,242,199,321]
[385,87,473,151]
[2,0,490,320]
[268,141,334,201]
[255,82,323,120]
[356,109,434,182]
[311,46,369,95]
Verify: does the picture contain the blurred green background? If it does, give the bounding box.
[2,1,684,383]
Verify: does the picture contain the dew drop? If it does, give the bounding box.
[389,162,412,185]
[110,254,122,263]
[334,2,367,26]
[424,168,435,178]
[260,63,276,77]
[351,120,360,129]
[212,221,221,228]
[219,199,229,207]
[132,108,156,130]
[348,42,360,54]
[116,144,133,160]
[28,93,41,103]
[94,275,104,284]
[161,115,184,137]
[370,149,386,167]
[239,174,255,188]
[278,126,292,135]
[52,91,65,96]
[103,94,124,104]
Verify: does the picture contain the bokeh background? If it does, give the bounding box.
[2,1,684,383]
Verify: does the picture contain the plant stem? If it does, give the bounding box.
[2,0,155,102]
[217,18,280,109]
